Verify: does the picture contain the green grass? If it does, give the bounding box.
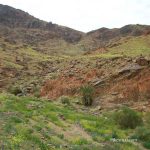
[18,47,51,62]
[2,60,23,69]
[108,35,150,57]
[0,93,148,149]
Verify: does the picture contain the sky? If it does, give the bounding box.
[0,0,150,32]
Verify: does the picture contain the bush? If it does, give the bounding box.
[143,142,150,149]
[145,112,150,125]
[60,96,70,105]
[33,87,41,98]
[135,127,150,141]
[8,86,22,95]
[115,107,143,129]
[73,138,89,145]
[34,91,41,98]
[133,126,150,149]
[80,85,94,106]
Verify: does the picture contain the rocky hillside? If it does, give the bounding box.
[0,4,150,92]
[0,4,150,150]
[87,24,150,48]
[0,4,85,57]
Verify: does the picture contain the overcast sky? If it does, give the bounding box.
[0,0,150,32]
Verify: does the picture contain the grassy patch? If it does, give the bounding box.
[109,35,150,57]
[0,93,148,149]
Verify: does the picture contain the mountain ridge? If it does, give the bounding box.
[1,4,150,38]
[0,4,150,57]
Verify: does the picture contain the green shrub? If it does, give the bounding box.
[115,107,143,129]
[145,112,150,125]
[134,126,150,142]
[10,116,22,123]
[73,138,89,145]
[58,134,64,139]
[8,86,22,95]
[34,91,40,98]
[80,85,94,106]
[34,125,42,132]
[60,96,70,105]
[33,86,41,98]
[143,142,150,149]
[112,130,119,138]
[134,126,150,149]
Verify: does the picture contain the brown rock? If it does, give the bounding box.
[118,63,144,74]
[135,57,150,66]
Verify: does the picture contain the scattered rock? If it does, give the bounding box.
[125,57,132,62]
[63,144,68,148]
[26,86,32,90]
[111,92,119,95]
[96,106,102,110]
[91,78,105,87]
[118,63,144,74]
[90,106,102,113]
[58,114,65,120]
[74,99,81,104]
[135,56,150,66]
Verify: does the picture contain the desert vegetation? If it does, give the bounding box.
[0,93,149,150]
[0,4,150,150]
[80,85,94,106]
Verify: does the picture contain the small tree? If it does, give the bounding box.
[80,85,94,106]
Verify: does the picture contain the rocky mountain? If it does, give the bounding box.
[87,24,150,47]
[88,24,150,39]
[0,4,84,49]
[1,4,150,55]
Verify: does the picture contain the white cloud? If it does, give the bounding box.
[0,0,150,32]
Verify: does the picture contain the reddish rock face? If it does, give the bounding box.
[40,69,99,99]
[112,69,150,101]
